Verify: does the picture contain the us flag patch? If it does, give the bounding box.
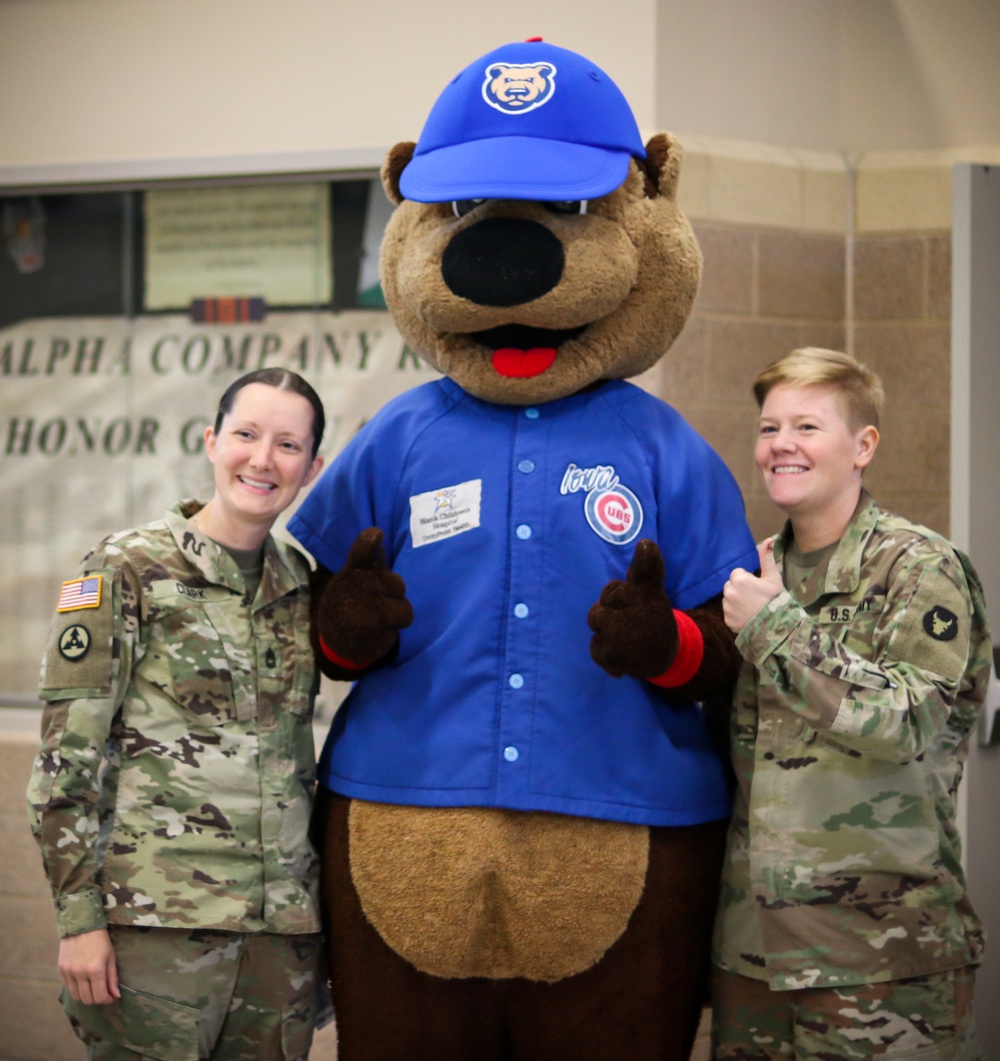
[57,576,102,612]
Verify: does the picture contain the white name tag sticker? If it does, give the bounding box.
[409,479,483,548]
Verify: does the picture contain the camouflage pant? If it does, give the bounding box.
[711,966,982,1060]
[61,926,322,1061]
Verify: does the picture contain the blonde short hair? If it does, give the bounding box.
[752,348,884,432]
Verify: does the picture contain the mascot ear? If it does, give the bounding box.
[637,132,683,201]
[381,141,417,205]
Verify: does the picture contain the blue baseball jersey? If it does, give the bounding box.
[289,378,757,826]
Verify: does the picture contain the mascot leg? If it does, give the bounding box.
[504,818,726,1059]
[315,788,725,1061]
[315,788,509,1061]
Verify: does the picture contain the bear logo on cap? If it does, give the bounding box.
[483,61,557,115]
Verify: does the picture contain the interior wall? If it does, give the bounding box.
[4,0,998,180]
[655,0,843,149]
[0,0,656,175]
[842,0,1000,152]
[655,0,1000,154]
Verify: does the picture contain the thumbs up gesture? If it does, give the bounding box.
[588,539,679,679]
[315,527,414,666]
[722,538,784,634]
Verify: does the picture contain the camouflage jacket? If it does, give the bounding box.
[712,493,991,990]
[27,500,322,939]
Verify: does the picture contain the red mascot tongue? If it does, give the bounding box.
[491,347,558,378]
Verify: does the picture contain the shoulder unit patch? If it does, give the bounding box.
[923,606,958,641]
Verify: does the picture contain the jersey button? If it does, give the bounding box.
[525,408,540,419]
[517,459,535,473]
[503,746,520,762]
[516,524,532,540]
[509,673,525,689]
[514,603,529,619]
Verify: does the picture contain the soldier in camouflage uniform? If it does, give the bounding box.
[714,348,991,1060]
[27,369,327,1061]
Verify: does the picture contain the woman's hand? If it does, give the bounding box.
[58,928,120,1005]
[723,539,784,634]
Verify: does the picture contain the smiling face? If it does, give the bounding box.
[755,383,878,545]
[200,382,323,546]
[379,134,702,406]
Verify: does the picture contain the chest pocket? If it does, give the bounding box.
[815,593,885,648]
[150,581,242,725]
[255,593,314,718]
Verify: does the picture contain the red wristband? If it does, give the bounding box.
[318,635,369,671]
[647,610,704,688]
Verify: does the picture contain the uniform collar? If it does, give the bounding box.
[772,490,879,603]
[166,499,303,605]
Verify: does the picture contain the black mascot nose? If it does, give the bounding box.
[441,218,565,307]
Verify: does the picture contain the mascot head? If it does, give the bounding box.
[379,38,702,406]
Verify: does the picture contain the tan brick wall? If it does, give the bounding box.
[853,230,953,534]
[640,217,847,544]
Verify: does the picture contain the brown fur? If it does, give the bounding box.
[349,801,648,981]
[378,133,702,407]
[310,528,411,674]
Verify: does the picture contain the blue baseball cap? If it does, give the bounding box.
[399,39,646,203]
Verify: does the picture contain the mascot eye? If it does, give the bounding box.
[544,200,588,215]
[451,199,489,218]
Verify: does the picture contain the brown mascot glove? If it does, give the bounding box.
[588,539,680,680]
[314,527,413,671]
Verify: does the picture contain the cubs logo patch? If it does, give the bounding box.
[561,462,643,545]
[58,623,91,662]
[923,606,958,641]
[585,486,642,545]
[483,61,557,115]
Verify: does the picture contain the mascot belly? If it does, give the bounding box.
[288,37,757,1061]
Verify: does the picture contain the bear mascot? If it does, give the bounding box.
[288,38,758,1061]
